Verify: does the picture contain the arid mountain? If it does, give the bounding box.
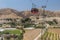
[0,8,22,19]
[0,8,60,18]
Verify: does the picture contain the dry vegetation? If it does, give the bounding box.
[48,28,60,34]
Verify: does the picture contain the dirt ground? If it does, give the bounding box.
[23,28,60,40]
[23,29,41,40]
[48,28,60,34]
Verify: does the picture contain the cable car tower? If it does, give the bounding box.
[30,0,48,24]
[30,0,49,40]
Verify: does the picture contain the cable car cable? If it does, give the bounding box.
[30,0,39,14]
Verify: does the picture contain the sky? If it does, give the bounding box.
[0,0,60,11]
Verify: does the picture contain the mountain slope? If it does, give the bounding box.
[0,8,60,18]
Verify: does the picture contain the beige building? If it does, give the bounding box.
[0,13,23,27]
[2,24,11,28]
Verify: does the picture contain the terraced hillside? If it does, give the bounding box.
[41,32,60,40]
[38,28,60,40]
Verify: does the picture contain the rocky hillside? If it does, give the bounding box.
[0,8,60,18]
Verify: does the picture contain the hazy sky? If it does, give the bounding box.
[0,0,60,11]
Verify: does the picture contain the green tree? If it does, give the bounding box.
[53,19,58,24]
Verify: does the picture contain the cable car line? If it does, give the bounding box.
[30,0,48,14]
